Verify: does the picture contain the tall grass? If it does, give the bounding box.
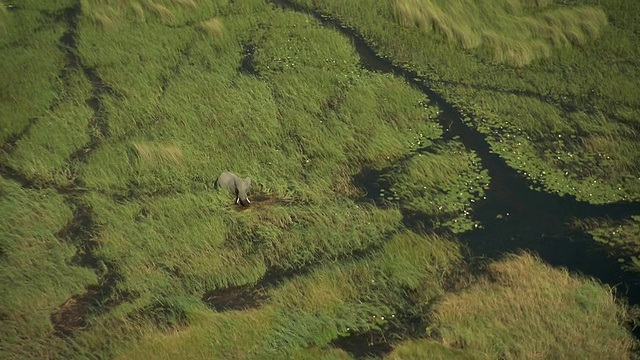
[0,179,97,358]
[391,0,607,66]
[430,252,637,359]
[0,11,66,148]
[290,0,639,203]
[385,339,485,359]
[2,0,639,357]
[4,68,93,187]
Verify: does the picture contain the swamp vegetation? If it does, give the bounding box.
[1,0,639,358]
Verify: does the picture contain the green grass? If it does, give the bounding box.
[391,0,607,67]
[1,0,638,358]
[291,0,640,203]
[429,252,637,359]
[384,141,489,232]
[0,10,66,148]
[0,178,97,358]
[102,230,462,358]
[4,68,93,187]
[573,216,640,274]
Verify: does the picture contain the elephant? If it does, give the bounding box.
[215,171,252,206]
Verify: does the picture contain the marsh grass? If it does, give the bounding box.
[0,11,66,147]
[385,339,486,360]
[0,179,97,358]
[76,10,441,203]
[430,252,637,359]
[200,17,223,38]
[391,0,607,66]
[572,216,640,274]
[133,141,184,166]
[2,0,639,358]
[291,0,639,202]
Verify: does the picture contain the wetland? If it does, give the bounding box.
[1,0,640,359]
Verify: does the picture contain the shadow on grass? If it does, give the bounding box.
[53,199,130,337]
[203,284,269,312]
[332,308,427,359]
[332,330,394,359]
[51,287,97,336]
[50,284,124,337]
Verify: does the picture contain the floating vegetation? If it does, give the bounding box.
[291,0,639,203]
[573,216,640,274]
[384,141,489,232]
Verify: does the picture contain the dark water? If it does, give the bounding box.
[272,0,640,355]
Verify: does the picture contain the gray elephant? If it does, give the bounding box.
[215,171,252,206]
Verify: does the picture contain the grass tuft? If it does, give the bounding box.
[173,0,197,10]
[430,252,637,359]
[132,141,184,166]
[391,0,607,66]
[143,1,174,22]
[200,17,224,38]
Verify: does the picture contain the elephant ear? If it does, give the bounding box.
[244,177,252,188]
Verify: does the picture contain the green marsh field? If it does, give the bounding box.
[1,0,639,358]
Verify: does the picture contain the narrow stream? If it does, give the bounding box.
[272,0,640,315]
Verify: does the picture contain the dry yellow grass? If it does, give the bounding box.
[92,10,119,28]
[391,0,607,66]
[143,1,174,22]
[131,1,145,20]
[133,141,184,166]
[80,0,194,27]
[0,4,7,32]
[200,17,224,39]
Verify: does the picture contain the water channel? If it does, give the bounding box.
[274,0,640,315]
